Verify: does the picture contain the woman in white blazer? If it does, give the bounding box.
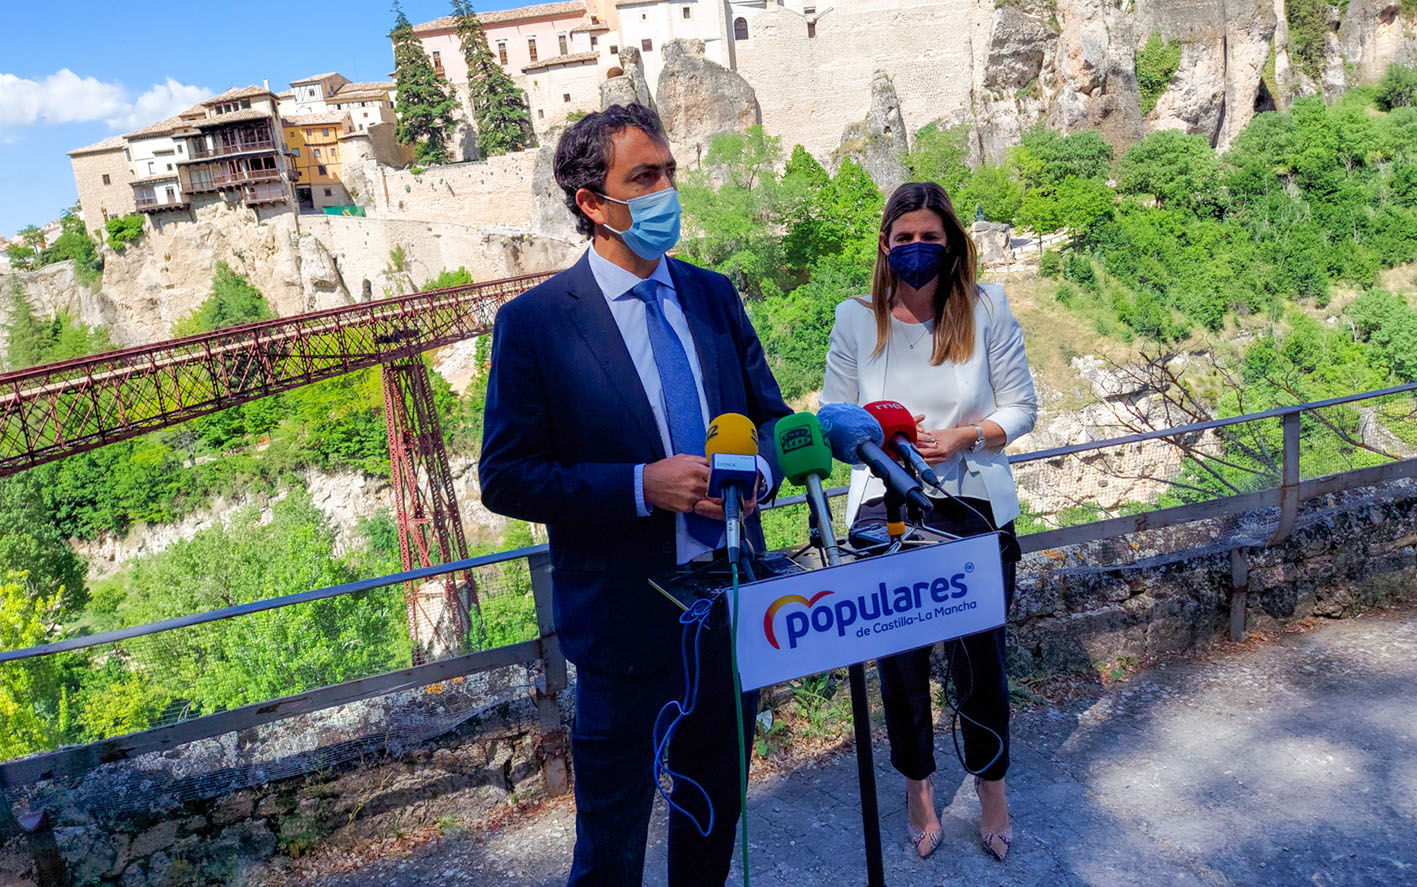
[821,181,1038,862]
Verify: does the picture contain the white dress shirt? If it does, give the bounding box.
[585,245,771,563]
[821,283,1038,525]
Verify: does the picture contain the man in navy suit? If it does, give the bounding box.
[479,104,791,886]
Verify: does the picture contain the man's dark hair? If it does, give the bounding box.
[553,103,668,238]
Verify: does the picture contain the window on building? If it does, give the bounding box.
[558,33,568,54]
[528,38,538,62]
[324,188,333,197]
[642,38,653,51]
[102,173,111,185]
[289,130,296,139]
[591,35,598,48]
[807,21,816,36]
[166,163,173,171]
[322,128,330,137]
[124,148,131,161]
[563,93,571,102]
[176,144,183,154]
[432,50,444,72]
[314,148,322,158]
[147,161,154,174]
[641,12,647,19]
[610,44,618,54]
[683,5,692,18]
[293,148,301,157]
[803,4,815,13]
[330,146,337,159]
[498,41,508,65]
[241,98,251,109]
[538,109,545,119]
[165,185,176,202]
[318,165,328,175]
[734,16,748,39]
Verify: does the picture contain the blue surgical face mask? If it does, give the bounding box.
[597,187,682,261]
[887,241,948,290]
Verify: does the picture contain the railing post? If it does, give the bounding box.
[1229,547,1250,641]
[528,550,569,796]
[1268,411,1303,546]
[15,809,69,887]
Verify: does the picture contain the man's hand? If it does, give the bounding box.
[644,454,710,514]
[693,474,761,521]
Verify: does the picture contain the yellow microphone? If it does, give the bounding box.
[705,413,758,564]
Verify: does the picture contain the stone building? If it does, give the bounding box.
[175,86,298,219]
[123,110,205,218]
[66,136,136,237]
[283,111,356,211]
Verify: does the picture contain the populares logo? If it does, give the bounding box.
[763,568,978,650]
[763,590,834,650]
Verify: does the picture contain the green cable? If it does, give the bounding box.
[728,559,750,887]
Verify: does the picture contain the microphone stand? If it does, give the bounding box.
[804,473,885,887]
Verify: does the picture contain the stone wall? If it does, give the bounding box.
[4,476,1412,885]
[362,150,540,228]
[733,0,977,162]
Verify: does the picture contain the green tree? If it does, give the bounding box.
[1376,62,1417,111]
[104,214,145,252]
[171,262,274,336]
[1016,175,1115,235]
[4,241,36,271]
[0,575,66,759]
[39,210,103,284]
[959,163,1024,225]
[1116,129,1221,213]
[903,121,971,193]
[391,1,460,165]
[452,0,533,156]
[0,474,87,611]
[5,283,50,370]
[1135,31,1182,115]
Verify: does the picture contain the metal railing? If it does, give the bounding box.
[2,382,1415,791]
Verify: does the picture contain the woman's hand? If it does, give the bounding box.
[914,424,978,463]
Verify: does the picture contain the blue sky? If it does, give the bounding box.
[0,0,527,239]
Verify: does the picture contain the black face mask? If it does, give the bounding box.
[887,241,947,290]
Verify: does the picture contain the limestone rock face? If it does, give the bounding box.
[834,71,911,193]
[1047,0,1145,150]
[969,3,1055,163]
[656,39,760,165]
[985,5,1055,91]
[530,128,581,243]
[296,234,352,311]
[0,261,115,357]
[1340,0,1417,83]
[600,46,654,110]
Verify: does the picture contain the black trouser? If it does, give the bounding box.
[567,626,758,887]
[858,496,1017,783]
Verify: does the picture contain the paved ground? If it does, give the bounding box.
[296,603,1417,886]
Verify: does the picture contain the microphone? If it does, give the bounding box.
[864,400,941,490]
[817,402,933,515]
[773,412,841,565]
[705,412,759,565]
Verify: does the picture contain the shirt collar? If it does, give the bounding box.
[585,243,675,301]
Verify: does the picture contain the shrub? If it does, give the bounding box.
[1039,249,1062,278]
[104,214,145,252]
[1136,32,1182,115]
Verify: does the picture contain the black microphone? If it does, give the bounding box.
[817,402,933,515]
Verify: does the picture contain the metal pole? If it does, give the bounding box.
[806,474,885,887]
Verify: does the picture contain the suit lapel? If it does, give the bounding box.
[563,253,665,460]
[668,258,725,420]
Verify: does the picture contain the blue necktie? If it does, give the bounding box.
[631,279,722,548]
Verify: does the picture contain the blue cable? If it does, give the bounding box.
[651,597,717,837]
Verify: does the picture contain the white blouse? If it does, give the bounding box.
[820,283,1039,525]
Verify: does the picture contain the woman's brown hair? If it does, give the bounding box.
[869,181,979,365]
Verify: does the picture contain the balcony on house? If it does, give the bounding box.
[242,180,287,205]
[183,161,283,194]
[182,121,279,163]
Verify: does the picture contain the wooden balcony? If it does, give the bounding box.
[242,181,288,205]
[135,194,190,213]
[185,137,276,162]
[184,166,282,193]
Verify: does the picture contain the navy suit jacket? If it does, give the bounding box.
[478,251,793,674]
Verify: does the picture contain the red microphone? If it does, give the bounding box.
[864,400,941,490]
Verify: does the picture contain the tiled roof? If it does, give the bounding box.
[331,80,396,100]
[68,135,128,156]
[202,85,274,105]
[124,113,195,140]
[276,90,295,99]
[290,72,344,84]
[523,50,599,72]
[571,20,611,32]
[194,108,276,127]
[282,112,351,127]
[412,1,585,32]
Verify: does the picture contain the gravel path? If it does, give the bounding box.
[282,603,1417,887]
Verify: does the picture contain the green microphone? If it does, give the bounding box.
[774,412,840,565]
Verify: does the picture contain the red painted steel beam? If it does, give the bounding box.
[0,270,555,477]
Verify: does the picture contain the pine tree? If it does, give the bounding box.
[390,1,459,165]
[451,0,533,156]
[5,283,51,371]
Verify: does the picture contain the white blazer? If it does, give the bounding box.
[820,283,1038,525]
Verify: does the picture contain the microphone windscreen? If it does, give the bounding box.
[865,401,917,459]
[705,412,759,457]
[774,412,833,485]
[817,402,884,465]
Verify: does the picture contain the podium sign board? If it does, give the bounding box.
[728,534,1007,690]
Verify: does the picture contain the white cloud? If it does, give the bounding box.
[108,78,215,130]
[0,69,213,136]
